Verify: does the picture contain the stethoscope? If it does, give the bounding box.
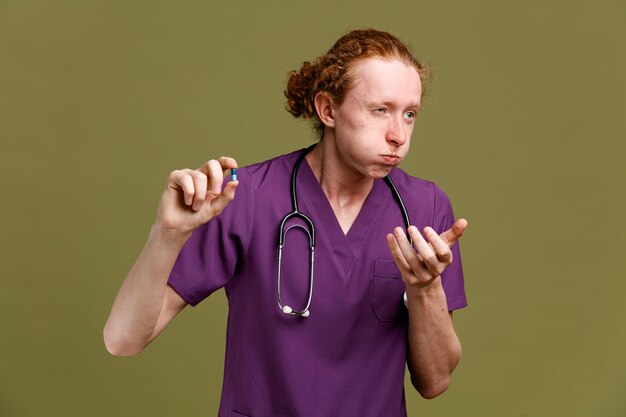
[277,145,412,317]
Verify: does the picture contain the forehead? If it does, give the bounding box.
[346,58,422,106]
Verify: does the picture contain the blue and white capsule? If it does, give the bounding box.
[231,168,237,182]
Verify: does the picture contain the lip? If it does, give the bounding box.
[379,154,401,165]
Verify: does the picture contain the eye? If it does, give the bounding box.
[403,111,416,120]
[374,107,387,114]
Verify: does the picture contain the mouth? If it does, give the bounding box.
[379,154,401,165]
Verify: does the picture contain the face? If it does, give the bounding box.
[329,57,422,179]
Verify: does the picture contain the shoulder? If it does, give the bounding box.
[387,167,455,232]
[388,167,449,203]
[238,149,302,191]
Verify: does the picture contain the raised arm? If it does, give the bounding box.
[386,219,467,398]
[103,157,238,356]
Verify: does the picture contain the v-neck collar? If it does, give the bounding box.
[298,157,386,279]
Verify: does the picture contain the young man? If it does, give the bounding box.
[104,28,468,416]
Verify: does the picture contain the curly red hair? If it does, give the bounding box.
[285,29,430,138]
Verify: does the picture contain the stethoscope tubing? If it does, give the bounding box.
[277,145,411,317]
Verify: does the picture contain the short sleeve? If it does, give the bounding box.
[433,183,468,311]
[167,168,255,306]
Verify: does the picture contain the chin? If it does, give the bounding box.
[368,165,394,179]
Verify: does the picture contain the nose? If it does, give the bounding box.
[385,116,408,147]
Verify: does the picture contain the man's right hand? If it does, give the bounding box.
[155,156,238,235]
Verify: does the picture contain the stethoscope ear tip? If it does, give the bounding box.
[301,310,310,317]
[282,305,293,314]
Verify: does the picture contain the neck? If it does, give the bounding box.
[305,133,374,214]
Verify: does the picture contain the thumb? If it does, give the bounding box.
[209,180,239,217]
[440,218,468,247]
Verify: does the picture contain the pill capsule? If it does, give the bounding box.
[231,168,237,182]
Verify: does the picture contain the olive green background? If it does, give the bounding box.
[1,0,625,416]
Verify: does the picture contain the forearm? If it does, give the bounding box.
[406,278,461,399]
[103,225,190,355]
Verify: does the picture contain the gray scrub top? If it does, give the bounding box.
[168,148,467,417]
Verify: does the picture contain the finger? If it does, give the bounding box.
[423,226,453,264]
[168,170,196,206]
[181,169,207,211]
[217,156,238,179]
[198,157,238,182]
[407,225,444,277]
[208,180,239,217]
[439,218,468,247]
[394,227,427,274]
[198,159,225,196]
[385,233,412,276]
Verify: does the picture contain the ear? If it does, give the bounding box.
[314,92,336,129]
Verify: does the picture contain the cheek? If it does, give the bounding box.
[335,116,376,148]
[341,111,371,131]
[403,124,414,144]
[350,116,387,143]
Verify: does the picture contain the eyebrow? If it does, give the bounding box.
[374,100,422,111]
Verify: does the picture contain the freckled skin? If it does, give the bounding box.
[331,58,422,180]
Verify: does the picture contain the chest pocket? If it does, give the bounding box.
[371,259,407,322]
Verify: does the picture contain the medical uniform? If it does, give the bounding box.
[168,149,467,417]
